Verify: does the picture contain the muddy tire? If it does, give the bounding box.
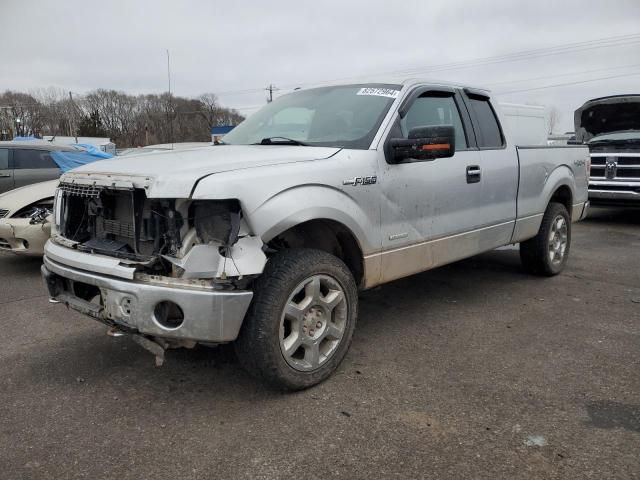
[520,202,571,276]
[235,248,358,391]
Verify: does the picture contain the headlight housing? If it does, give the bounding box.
[11,198,54,224]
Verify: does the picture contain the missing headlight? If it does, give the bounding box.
[191,200,242,249]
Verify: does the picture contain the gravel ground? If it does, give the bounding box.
[0,207,638,479]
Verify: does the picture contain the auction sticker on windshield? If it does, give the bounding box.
[357,87,400,98]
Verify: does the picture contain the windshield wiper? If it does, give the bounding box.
[254,137,309,146]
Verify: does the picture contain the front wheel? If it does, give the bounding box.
[520,202,571,276]
[235,248,358,390]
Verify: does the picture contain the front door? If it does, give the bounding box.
[375,89,515,283]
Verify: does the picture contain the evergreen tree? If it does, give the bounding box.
[77,110,106,137]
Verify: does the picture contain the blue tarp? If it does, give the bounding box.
[13,136,39,141]
[210,126,235,135]
[50,144,113,173]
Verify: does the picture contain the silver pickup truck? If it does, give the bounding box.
[42,80,589,390]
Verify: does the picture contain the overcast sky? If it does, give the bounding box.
[1,0,639,132]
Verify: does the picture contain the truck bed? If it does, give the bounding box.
[512,145,590,243]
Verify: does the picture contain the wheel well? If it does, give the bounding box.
[267,219,364,287]
[550,185,572,213]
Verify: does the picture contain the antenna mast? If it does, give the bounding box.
[167,49,174,148]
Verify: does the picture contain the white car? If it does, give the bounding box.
[0,180,57,256]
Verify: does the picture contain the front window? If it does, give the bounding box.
[222,84,401,149]
[13,149,58,169]
[0,148,8,169]
[400,94,468,149]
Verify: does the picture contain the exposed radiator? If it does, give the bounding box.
[100,219,135,239]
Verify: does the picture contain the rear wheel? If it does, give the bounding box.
[235,248,358,390]
[520,202,571,276]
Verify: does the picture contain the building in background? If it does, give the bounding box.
[498,103,548,146]
[210,126,236,144]
[547,133,577,146]
[42,136,116,155]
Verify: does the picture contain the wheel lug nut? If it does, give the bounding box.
[310,329,315,335]
[316,321,322,328]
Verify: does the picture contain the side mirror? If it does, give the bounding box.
[389,125,456,163]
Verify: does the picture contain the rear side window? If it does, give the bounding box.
[467,97,504,148]
[0,149,8,169]
[13,149,58,169]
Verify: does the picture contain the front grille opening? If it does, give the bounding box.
[616,169,640,178]
[59,184,183,264]
[72,281,101,302]
[590,184,640,192]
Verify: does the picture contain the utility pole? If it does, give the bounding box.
[265,84,279,103]
[167,49,174,148]
[69,91,78,142]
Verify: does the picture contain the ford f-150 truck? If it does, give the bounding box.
[42,80,589,390]
[575,95,640,206]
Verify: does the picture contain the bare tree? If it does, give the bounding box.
[198,93,244,128]
[1,87,244,147]
[0,90,48,137]
[547,106,561,135]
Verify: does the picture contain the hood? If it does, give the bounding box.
[63,144,341,198]
[574,95,640,143]
[0,179,58,215]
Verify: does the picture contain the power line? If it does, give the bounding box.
[281,38,640,92]
[211,32,640,97]
[485,63,640,87]
[365,34,640,79]
[496,70,640,95]
[230,69,640,113]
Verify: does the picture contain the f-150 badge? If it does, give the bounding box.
[343,176,377,186]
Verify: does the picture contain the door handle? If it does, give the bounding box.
[0,174,11,178]
[466,165,481,184]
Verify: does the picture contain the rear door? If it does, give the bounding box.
[459,90,519,242]
[12,148,61,188]
[0,147,13,193]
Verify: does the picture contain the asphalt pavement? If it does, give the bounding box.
[0,207,638,479]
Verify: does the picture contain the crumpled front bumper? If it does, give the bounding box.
[0,219,50,256]
[42,254,254,343]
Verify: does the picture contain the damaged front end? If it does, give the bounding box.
[43,180,266,363]
[53,181,266,284]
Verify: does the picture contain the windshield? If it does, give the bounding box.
[222,84,401,149]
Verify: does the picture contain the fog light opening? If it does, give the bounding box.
[154,301,184,329]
